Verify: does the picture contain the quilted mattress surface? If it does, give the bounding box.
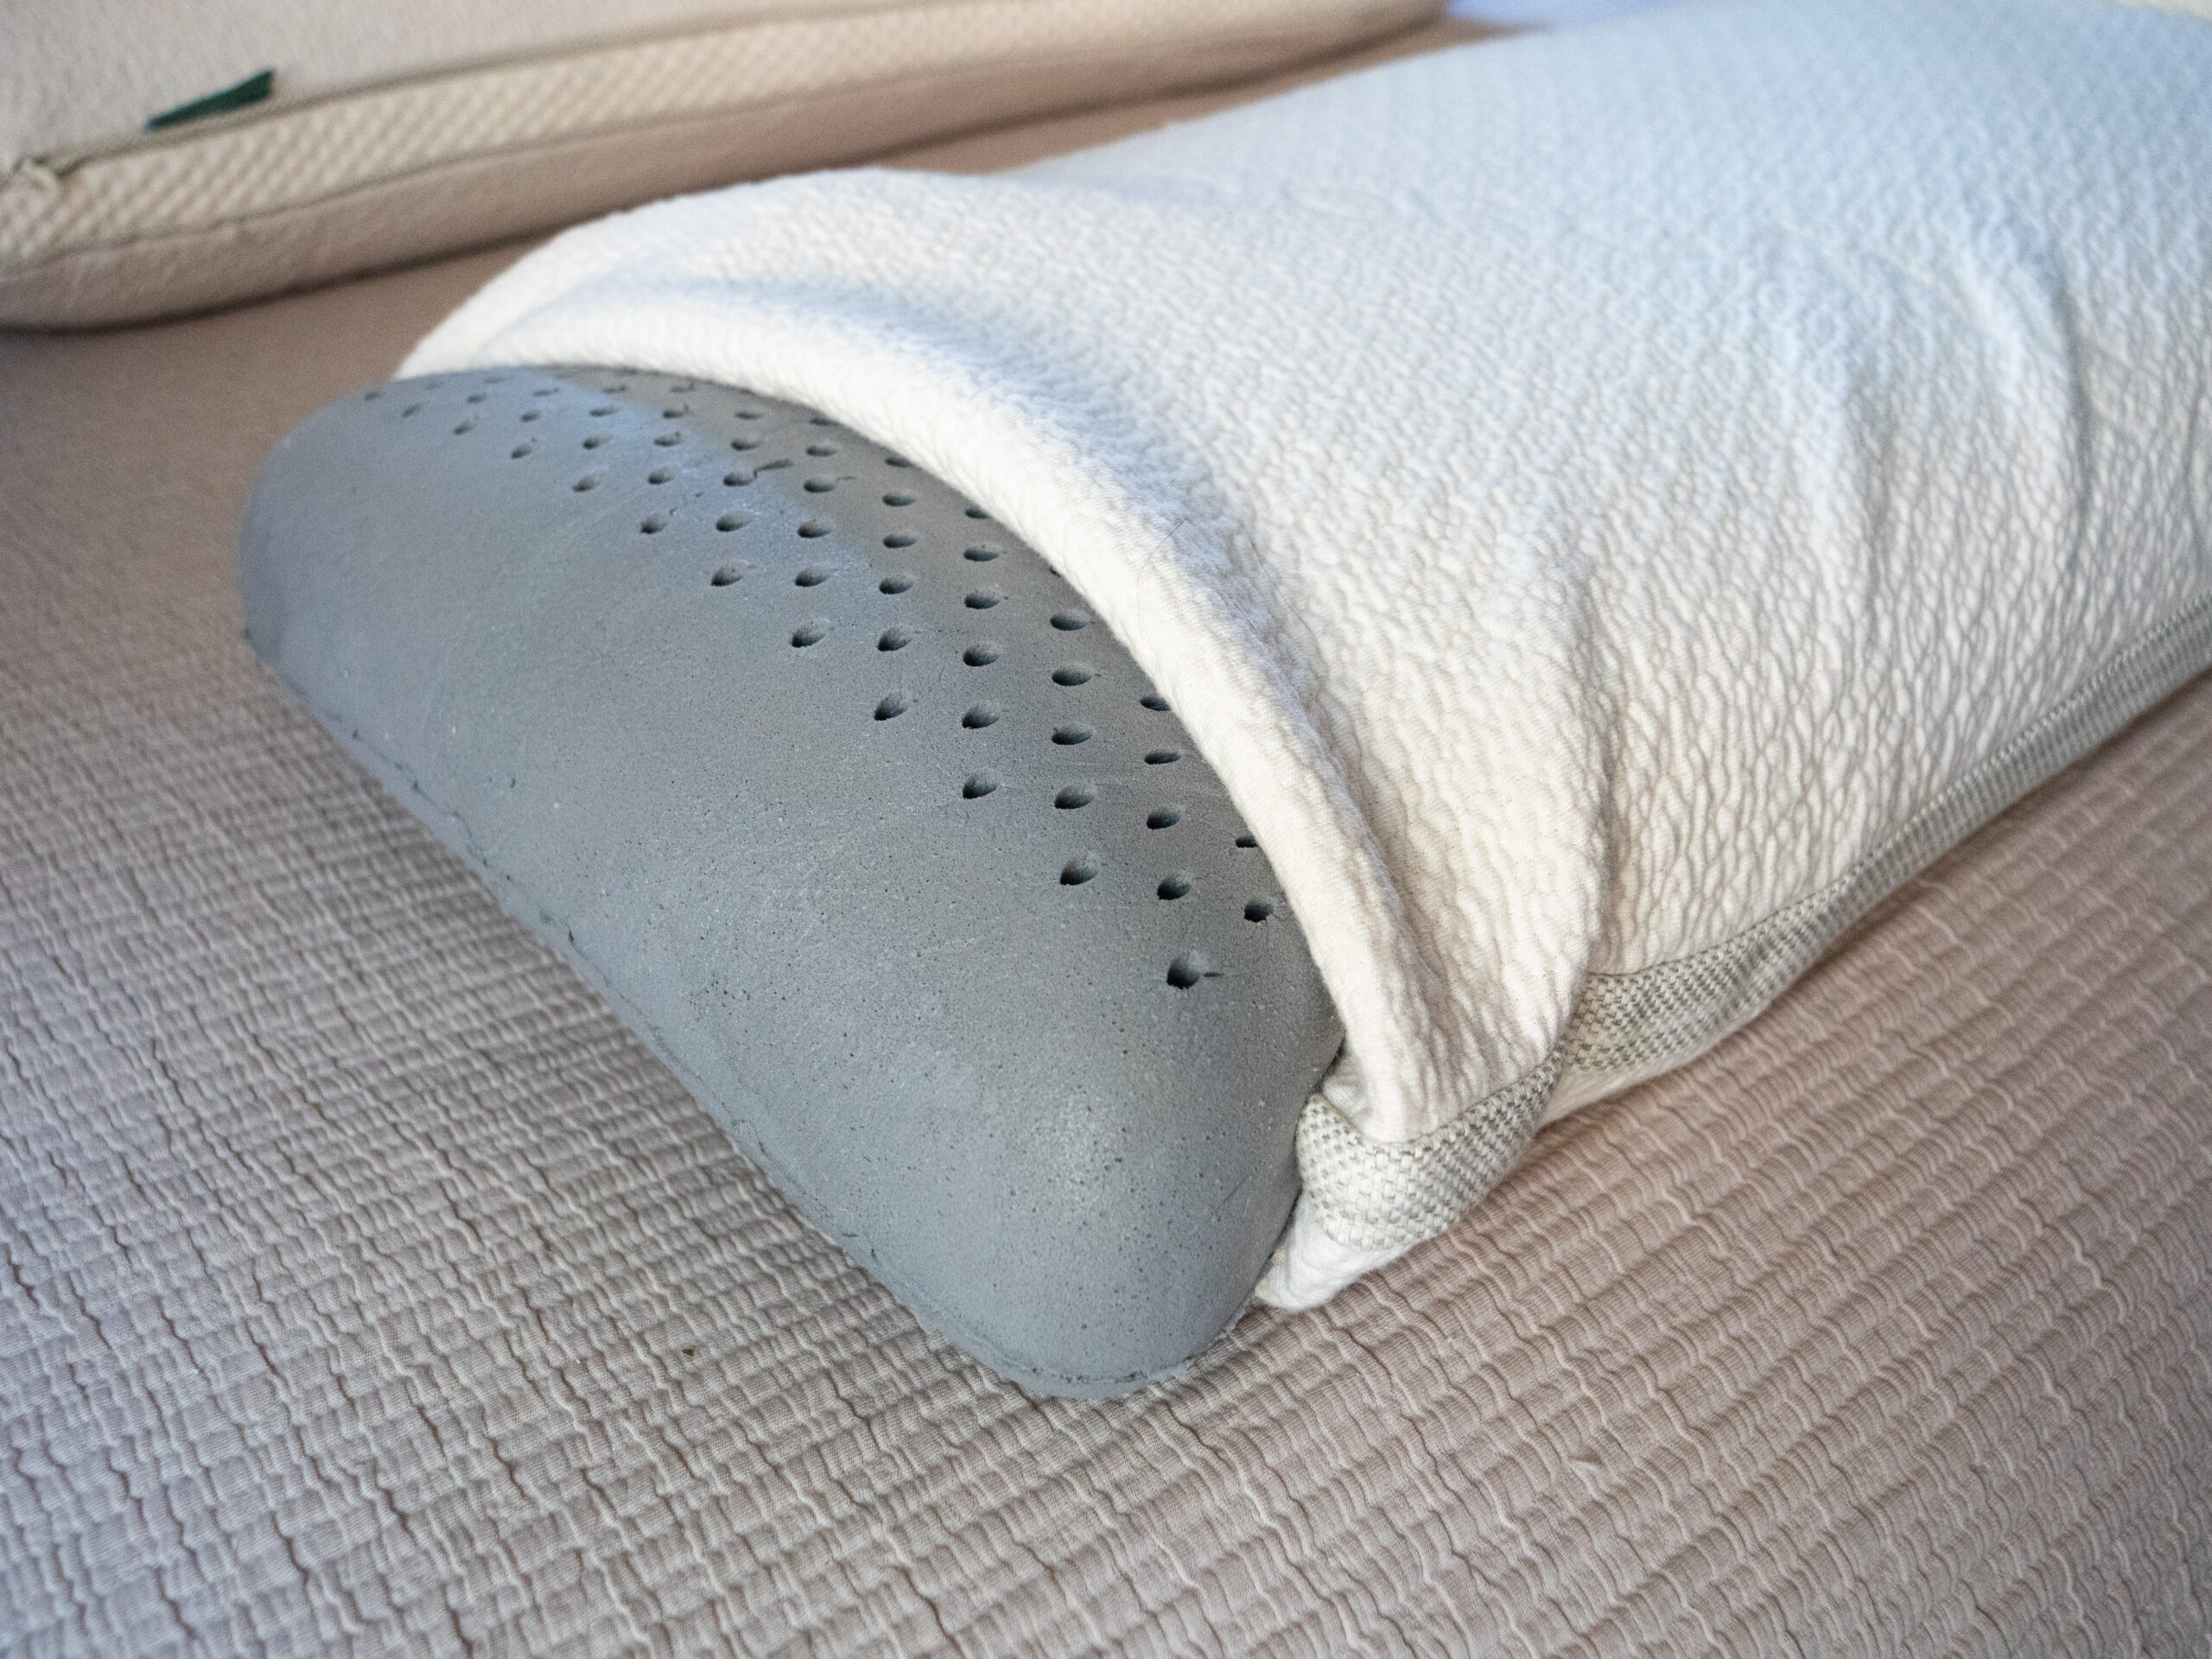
[3,41,2212,1659]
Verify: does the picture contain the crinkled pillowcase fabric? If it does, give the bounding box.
[0,0,1440,327]
[404,0,2212,1309]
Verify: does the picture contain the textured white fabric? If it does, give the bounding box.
[405,0,2212,1303]
[1,0,1427,162]
[1,0,865,162]
[0,0,1430,266]
[0,0,1439,328]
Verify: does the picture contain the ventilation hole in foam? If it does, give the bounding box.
[533,387,559,397]
[807,443,838,456]
[963,704,1001,728]
[966,506,991,520]
[1145,749,1180,766]
[591,405,615,416]
[963,645,1000,667]
[640,513,670,534]
[520,410,541,423]
[574,474,603,492]
[878,628,911,652]
[584,434,611,449]
[963,546,1000,563]
[1158,874,1192,900]
[432,389,1266,897]
[453,420,477,435]
[466,392,488,404]
[364,389,383,401]
[510,443,536,459]
[1166,951,1218,988]
[722,471,749,486]
[798,521,831,538]
[1244,899,1274,922]
[1060,855,1099,886]
[810,416,836,426]
[402,403,423,416]
[1234,833,1258,849]
[884,533,917,549]
[662,408,687,420]
[965,590,1003,609]
[648,466,677,484]
[654,432,682,448]
[963,773,1000,800]
[795,568,831,588]
[735,409,762,421]
[669,381,695,392]
[804,478,836,493]
[715,513,747,532]
[874,693,911,721]
[1052,726,1091,746]
[731,438,761,452]
[1147,808,1182,830]
[886,454,912,467]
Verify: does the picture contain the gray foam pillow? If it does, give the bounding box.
[239,365,1344,1395]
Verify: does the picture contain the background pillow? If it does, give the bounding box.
[0,0,1436,329]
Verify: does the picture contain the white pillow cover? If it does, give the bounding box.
[0,0,1436,327]
[404,0,2212,1308]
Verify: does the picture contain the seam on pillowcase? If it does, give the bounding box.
[1300,584,2212,1253]
[0,4,1434,268]
[29,0,1152,170]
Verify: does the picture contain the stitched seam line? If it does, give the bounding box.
[1300,586,2212,1250]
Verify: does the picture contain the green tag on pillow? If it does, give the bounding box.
[147,69,274,132]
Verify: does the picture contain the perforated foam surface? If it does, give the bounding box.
[239,366,1344,1394]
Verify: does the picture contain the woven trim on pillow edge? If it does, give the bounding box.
[0,0,1434,270]
[1300,586,2212,1253]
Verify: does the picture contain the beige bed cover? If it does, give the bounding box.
[3,22,2208,1655]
